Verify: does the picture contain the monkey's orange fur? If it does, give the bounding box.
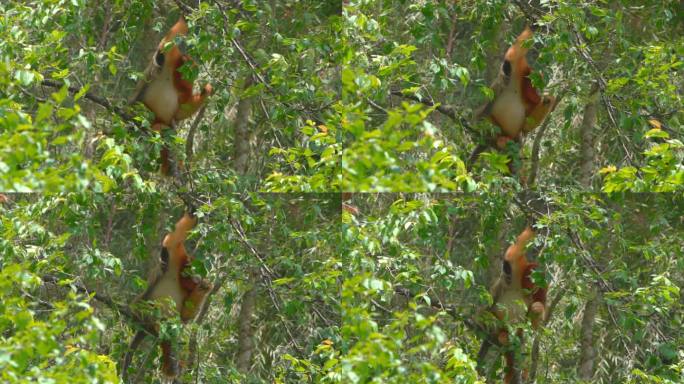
[133,16,212,175]
[121,212,212,380]
[488,27,555,149]
[488,226,547,383]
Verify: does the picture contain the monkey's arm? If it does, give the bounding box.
[505,227,535,262]
[180,279,213,322]
[527,271,548,328]
[505,26,534,62]
[162,213,197,249]
[128,58,159,105]
[174,83,212,121]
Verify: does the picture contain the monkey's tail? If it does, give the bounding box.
[161,340,180,379]
[504,351,515,383]
[160,146,173,176]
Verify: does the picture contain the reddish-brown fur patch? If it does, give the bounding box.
[172,56,194,104]
[521,73,541,108]
[160,340,178,377]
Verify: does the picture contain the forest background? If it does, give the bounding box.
[0,0,683,383]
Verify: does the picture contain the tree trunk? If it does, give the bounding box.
[236,286,257,373]
[233,76,257,373]
[579,82,600,186]
[577,82,601,380]
[233,77,255,174]
[578,287,600,379]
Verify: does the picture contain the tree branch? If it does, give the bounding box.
[393,285,480,332]
[229,218,301,351]
[528,92,565,187]
[212,0,331,123]
[389,90,478,135]
[185,103,208,166]
[40,80,137,124]
[41,274,157,337]
[173,0,194,15]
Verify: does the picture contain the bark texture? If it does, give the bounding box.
[578,287,600,379]
[236,286,257,373]
[579,82,600,186]
[577,82,601,380]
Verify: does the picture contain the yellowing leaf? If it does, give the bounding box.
[599,165,617,174]
[648,119,661,129]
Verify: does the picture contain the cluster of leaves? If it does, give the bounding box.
[1,0,684,383]
[0,265,119,383]
[340,3,474,192]
[0,1,130,191]
[602,124,684,192]
[0,195,120,382]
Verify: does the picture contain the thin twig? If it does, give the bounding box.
[393,285,479,332]
[173,0,194,15]
[389,90,477,135]
[445,9,459,60]
[230,219,275,278]
[185,104,207,165]
[104,200,116,248]
[528,92,565,186]
[229,218,301,351]
[212,0,333,123]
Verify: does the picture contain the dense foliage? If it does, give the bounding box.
[0,1,682,384]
